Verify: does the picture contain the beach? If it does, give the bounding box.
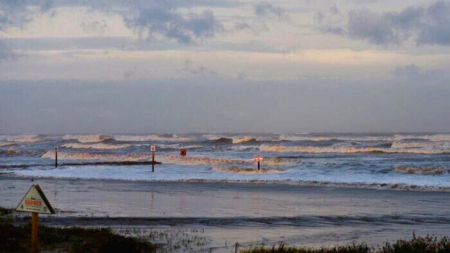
[1,176,450,252]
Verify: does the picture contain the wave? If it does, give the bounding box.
[278,135,337,142]
[208,137,232,144]
[0,142,15,147]
[0,149,20,155]
[41,151,251,165]
[114,134,194,142]
[394,134,450,142]
[155,144,203,150]
[259,144,449,154]
[6,135,42,143]
[232,137,258,144]
[205,135,260,144]
[394,166,450,175]
[391,141,450,149]
[212,165,285,174]
[62,143,131,150]
[173,179,450,192]
[63,134,113,143]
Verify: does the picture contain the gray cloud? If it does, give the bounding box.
[394,65,421,78]
[319,1,450,46]
[123,4,223,44]
[254,2,288,19]
[182,60,219,77]
[0,40,14,60]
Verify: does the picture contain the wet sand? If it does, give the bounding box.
[1,176,450,252]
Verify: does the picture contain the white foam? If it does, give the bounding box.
[259,144,448,154]
[0,142,14,147]
[232,137,257,144]
[7,135,42,143]
[114,134,194,142]
[63,135,113,143]
[63,143,131,150]
[394,166,449,175]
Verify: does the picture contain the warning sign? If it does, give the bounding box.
[16,185,55,214]
[254,155,263,162]
[150,145,156,152]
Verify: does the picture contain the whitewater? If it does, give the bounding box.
[1,133,450,191]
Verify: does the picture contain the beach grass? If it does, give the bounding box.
[241,234,450,253]
[0,207,158,253]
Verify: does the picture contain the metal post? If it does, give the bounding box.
[31,212,38,253]
[54,147,58,168]
[258,161,260,171]
[152,151,155,173]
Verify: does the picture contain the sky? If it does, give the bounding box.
[1,0,450,134]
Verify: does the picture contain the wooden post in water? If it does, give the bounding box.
[152,151,155,173]
[150,145,156,173]
[54,146,58,168]
[235,242,239,253]
[31,212,38,253]
[258,161,260,171]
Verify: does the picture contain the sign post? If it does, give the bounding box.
[150,145,156,173]
[54,146,58,168]
[254,155,263,171]
[16,185,56,253]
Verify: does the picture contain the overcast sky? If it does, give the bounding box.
[1,0,450,134]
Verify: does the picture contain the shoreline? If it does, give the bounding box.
[3,173,450,193]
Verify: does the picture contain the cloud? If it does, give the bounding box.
[394,65,421,78]
[182,59,219,77]
[254,2,288,19]
[0,40,15,60]
[0,0,54,31]
[319,0,450,46]
[123,3,223,44]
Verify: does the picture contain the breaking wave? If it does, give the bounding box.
[63,135,113,143]
[391,141,450,149]
[232,137,258,144]
[63,143,131,150]
[394,166,450,175]
[41,151,251,165]
[0,142,15,147]
[259,144,449,154]
[212,165,285,174]
[114,134,193,142]
[7,135,42,143]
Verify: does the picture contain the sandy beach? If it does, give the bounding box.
[1,175,449,252]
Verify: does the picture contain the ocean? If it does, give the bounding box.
[1,133,450,191]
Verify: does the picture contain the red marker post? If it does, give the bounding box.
[180,148,187,157]
[254,155,263,171]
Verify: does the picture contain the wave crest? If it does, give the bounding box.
[63,135,113,143]
[62,143,131,150]
[232,137,257,144]
[259,144,448,154]
[7,135,42,143]
[114,134,193,142]
[394,166,449,175]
